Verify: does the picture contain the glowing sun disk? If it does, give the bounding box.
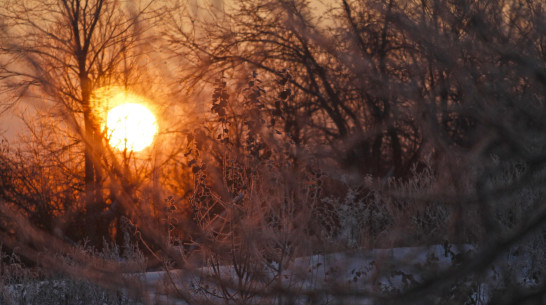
[105,103,157,152]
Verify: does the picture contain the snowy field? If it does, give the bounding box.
[1,244,540,305]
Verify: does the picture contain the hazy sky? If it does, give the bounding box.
[0,0,332,142]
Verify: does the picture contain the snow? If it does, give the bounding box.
[2,244,539,305]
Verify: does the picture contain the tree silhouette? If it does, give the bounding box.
[0,0,545,304]
[0,0,159,246]
[168,0,424,177]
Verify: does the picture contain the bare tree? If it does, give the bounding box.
[164,0,546,304]
[167,0,424,177]
[0,0,545,304]
[0,0,159,246]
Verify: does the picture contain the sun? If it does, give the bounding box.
[105,103,158,152]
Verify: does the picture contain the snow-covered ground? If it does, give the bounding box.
[142,244,478,305]
[2,244,540,305]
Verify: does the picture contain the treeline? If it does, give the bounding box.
[1,0,545,304]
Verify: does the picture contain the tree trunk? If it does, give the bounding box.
[82,75,106,247]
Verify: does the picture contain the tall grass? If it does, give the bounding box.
[1,0,545,304]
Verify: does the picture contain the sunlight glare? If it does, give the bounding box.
[105,103,158,152]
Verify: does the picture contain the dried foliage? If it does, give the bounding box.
[0,0,545,304]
